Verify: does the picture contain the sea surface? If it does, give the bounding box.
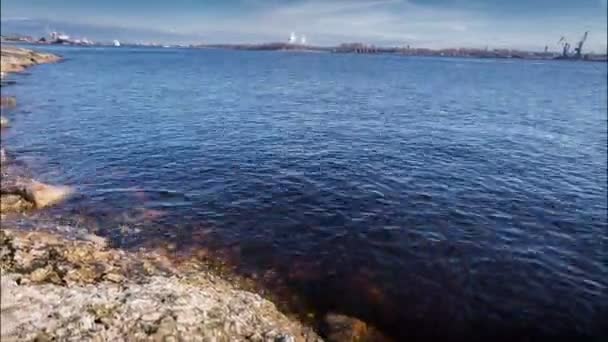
[2,45,607,339]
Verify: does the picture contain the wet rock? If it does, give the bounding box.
[0,194,34,213]
[26,180,73,208]
[0,165,73,213]
[1,161,35,214]
[322,313,390,342]
[0,96,16,108]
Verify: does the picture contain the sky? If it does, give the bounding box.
[1,0,607,51]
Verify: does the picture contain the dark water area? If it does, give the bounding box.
[2,45,607,340]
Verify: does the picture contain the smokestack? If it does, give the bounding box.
[288,32,297,44]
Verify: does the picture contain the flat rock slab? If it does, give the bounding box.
[0,45,60,74]
[1,273,318,341]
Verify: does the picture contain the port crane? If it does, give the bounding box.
[557,36,570,57]
[573,31,588,58]
[556,31,589,58]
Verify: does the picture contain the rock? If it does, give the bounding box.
[104,272,124,283]
[64,265,99,284]
[0,96,16,108]
[0,116,9,128]
[323,314,368,341]
[81,234,107,248]
[275,334,296,342]
[28,265,62,284]
[322,313,390,342]
[26,180,73,208]
[153,315,178,339]
[1,46,60,75]
[0,194,34,213]
[0,229,323,341]
[1,273,322,341]
[0,174,73,214]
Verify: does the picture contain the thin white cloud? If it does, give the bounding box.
[169,0,481,47]
[2,17,32,21]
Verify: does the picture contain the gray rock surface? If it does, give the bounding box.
[1,273,319,341]
[0,229,322,341]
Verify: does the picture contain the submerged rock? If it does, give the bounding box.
[0,178,73,214]
[322,313,391,342]
[0,79,17,87]
[0,194,34,213]
[0,116,8,128]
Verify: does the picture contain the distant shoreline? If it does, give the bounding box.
[3,38,607,62]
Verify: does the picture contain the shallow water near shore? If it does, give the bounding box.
[2,45,608,339]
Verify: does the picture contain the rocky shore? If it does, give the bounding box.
[1,45,72,217]
[1,45,61,74]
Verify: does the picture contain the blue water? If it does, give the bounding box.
[2,45,607,339]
